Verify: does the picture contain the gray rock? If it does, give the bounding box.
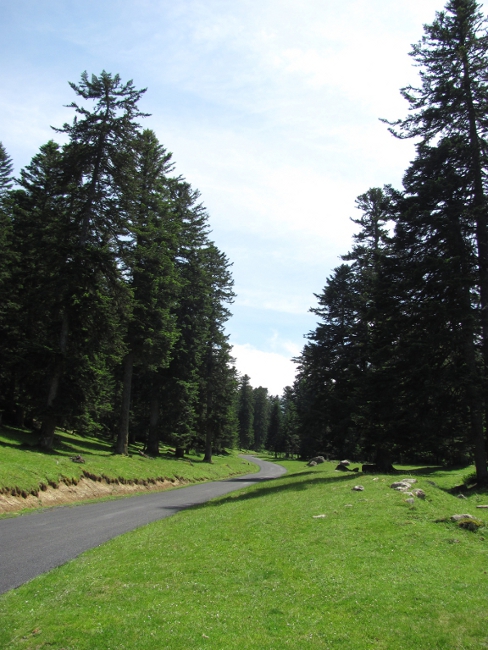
[308,460,317,467]
[340,460,351,466]
[412,489,426,499]
[405,498,415,504]
[352,485,364,491]
[457,494,467,499]
[451,514,474,521]
[308,456,326,465]
[391,481,413,491]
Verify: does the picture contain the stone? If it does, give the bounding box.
[405,498,415,504]
[412,489,426,499]
[457,494,467,499]
[391,481,412,491]
[313,514,327,519]
[340,460,351,466]
[476,505,488,509]
[308,461,317,467]
[308,456,326,465]
[451,514,474,521]
[335,464,350,471]
[352,485,364,491]
[71,455,85,464]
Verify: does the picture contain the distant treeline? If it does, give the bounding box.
[287,0,488,484]
[0,71,242,461]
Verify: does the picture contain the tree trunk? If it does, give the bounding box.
[146,393,160,456]
[114,351,134,455]
[39,311,69,450]
[174,446,185,458]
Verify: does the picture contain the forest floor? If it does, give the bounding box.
[0,425,254,515]
[1,457,487,649]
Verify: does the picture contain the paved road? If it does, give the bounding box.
[0,456,285,594]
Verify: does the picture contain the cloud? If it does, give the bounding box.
[231,342,298,396]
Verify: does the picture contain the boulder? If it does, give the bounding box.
[340,460,351,466]
[451,514,474,521]
[390,481,413,491]
[412,489,426,499]
[335,463,350,471]
[308,456,326,466]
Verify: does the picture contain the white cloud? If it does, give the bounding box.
[231,342,297,395]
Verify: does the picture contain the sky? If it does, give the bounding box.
[2,0,483,395]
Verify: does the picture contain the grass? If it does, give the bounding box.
[1,458,488,649]
[0,425,256,506]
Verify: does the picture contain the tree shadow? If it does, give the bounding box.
[193,472,358,510]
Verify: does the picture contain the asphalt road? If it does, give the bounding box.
[0,455,286,595]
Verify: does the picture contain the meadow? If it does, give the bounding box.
[1,457,487,649]
[0,425,255,513]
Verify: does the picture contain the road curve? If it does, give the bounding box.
[0,455,285,594]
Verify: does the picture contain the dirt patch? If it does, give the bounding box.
[0,476,187,514]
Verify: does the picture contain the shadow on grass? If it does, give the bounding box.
[195,472,358,510]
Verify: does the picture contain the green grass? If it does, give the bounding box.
[0,425,256,501]
[1,459,488,649]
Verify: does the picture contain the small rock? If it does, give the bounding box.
[476,505,488,509]
[405,498,415,504]
[344,504,353,507]
[308,460,317,467]
[372,477,379,481]
[313,514,327,519]
[457,494,467,499]
[352,485,364,491]
[70,455,85,464]
[412,489,426,499]
[308,456,325,466]
[451,514,474,521]
[340,460,350,466]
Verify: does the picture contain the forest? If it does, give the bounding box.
[2,0,488,484]
[289,0,488,485]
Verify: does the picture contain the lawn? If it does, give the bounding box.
[1,458,487,649]
[0,425,256,510]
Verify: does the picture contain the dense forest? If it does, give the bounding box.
[0,71,288,462]
[288,0,488,484]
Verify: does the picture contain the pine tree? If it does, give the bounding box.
[237,374,255,449]
[384,0,488,480]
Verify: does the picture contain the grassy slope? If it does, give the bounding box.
[1,459,487,649]
[0,425,256,500]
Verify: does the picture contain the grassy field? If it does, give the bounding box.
[1,458,487,649]
[0,425,256,504]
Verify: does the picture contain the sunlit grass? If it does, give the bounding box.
[0,425,254,497]
[1,459,487,648]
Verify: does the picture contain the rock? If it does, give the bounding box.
[352,485,364,491]
[308,456,325,466]
[451,514,474,521]
[372,477,379,481]
[405,498,415,504]
[335,464,350,471]
[476,505,488,509]
[457,494,467,499]
[400,478,417,485]
[391,481,412,491]
[412,489,426,499]
[71,455,85,464]
[340,460,350,466]
[352,467,359,472]
[312,514,327,518]
[308,461,317,467]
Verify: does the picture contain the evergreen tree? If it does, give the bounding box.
[384,0,488,480]
[237,374,254,449]
[252,386,270,451]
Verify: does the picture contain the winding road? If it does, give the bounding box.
[0,456,285,595]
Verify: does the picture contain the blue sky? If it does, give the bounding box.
[2,0,480,394]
